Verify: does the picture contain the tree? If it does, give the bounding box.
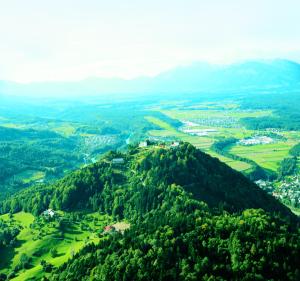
[50,248,58,258]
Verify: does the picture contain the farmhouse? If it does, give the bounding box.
[103,222,130,235]
[43,209,55,218]
[103,225,116,233]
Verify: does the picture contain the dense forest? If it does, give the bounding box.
[0,126,82,199]
[290,143,300,157]
[0,143,299,280]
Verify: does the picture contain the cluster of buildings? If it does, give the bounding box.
[138,140,179,149]
[183,117,239,128]
[255,176,300,208]
[179,120,218,136]
[238,136,273,146]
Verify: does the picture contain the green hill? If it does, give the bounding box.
[0,142,299,281]
[0,142,294,218]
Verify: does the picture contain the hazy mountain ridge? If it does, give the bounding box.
[0,59,299,98]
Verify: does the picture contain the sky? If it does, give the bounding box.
[0,0,299,82]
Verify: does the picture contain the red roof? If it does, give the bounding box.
[104,225,113,232]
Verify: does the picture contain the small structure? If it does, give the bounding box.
[112,222,130,234]
[103,225,116,234]
[170,141,180,148]
[139,141,148,148]
[43,209,55,218]
[112,158,125,165]
[103,222,130,235]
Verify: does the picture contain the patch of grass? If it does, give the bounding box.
[52,123,76,136]
[160,109,273,120]
[0,212,115,281]
[230,142,296,172]
[15,170,45,184]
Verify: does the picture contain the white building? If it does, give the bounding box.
[139,141,148,148]
[112,158,125,164]
[43,209,55,218]
[171,142,180,147]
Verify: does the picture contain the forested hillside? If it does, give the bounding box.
[0,126,81,199]
[0,143,294,218]
[0,143,299,280]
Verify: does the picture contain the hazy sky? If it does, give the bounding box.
[0,0,299,82]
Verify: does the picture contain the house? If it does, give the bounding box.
[112,158,125,165]
[103,225,116,234]
[171,142,180,148]
[139,141,148,148]
[43,209,55,218]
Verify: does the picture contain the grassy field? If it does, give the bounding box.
[0,211,115,280]
[230,142,297,172]
[208,151,252,172]
[15,170,45,184]
[50,122,77,136]
[160,109,273,120]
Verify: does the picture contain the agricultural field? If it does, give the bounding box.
[230,141,298,172]
[0,211,116,281]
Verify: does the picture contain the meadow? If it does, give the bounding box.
[0,211,114,281]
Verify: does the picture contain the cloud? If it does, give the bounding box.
[0,0,299,82]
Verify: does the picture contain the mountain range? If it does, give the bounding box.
[0,59,300,99]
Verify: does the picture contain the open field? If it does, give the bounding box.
[230,141,298,172]
[208,151,252,172]
[15,170,45,184]
[160,109,273,120]
[52,123,76,136]
[0,211,115,281]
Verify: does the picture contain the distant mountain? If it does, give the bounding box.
[0,59,299,98]
[152,59,300,93]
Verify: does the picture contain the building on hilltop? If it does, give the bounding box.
[139,141,148,148]
[170,141,180,148]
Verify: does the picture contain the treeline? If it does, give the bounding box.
[276,142,300,178]
[0,219,20,249]
[278,157,298,178]
[240,94,300,131]
[290,142,300,157]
